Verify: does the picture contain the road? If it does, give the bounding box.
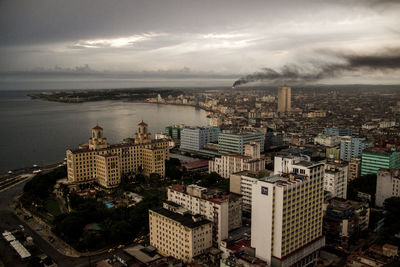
[0,178,111,266]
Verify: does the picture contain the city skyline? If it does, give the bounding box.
[1,0,400,89]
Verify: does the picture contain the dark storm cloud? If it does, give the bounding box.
[232,49,400,86]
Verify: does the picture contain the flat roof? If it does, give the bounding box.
[150,207,211,229]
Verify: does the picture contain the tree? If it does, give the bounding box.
[383,197,400,235]
[347,174,376,201]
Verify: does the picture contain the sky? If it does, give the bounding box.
[0,0,399,89]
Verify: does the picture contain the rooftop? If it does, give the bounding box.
[150,207,211,229]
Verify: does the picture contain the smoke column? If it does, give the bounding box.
[232,49,400,87]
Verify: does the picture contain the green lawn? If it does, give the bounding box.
[45,198,61,217]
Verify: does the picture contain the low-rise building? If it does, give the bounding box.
[149,205,212,263]
[167,184,242,246]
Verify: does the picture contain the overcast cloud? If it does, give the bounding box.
[0,0,399,88]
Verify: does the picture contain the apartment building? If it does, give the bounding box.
[149,204,212,262]
[348,158,361,181]
[167,184,242,246]
[209,142,266,178]
[253,157,325,266]
[324,162,348,199]
[340,137,372,162]
[230,170,271,213]
[66,122,169,189]
[180,126,220,152]
[375,169,400,207]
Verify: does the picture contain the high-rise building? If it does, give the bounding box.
[209,142,265,178]
[180,126,220,152]
[149,204,212,262]
[277,86,291,113]
[167,184,242,246]
[361,148,400,176]
[66,122,170,188]
[165,124,185,140]
[251,163,325,266]
[218,131,265,155]
[375,169,400,207]
[340,137,372,162]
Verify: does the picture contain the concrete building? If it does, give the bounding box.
[180,126,220,152]
[348,158,361,181]
[324,162,348,199]
[324,127,353,136]
[361,148,400,176]
[149,205,212,262]
[340,137,372,162]
[277,86,291,113]
[164,124,185,141]
[326,146,340,160]
[218,131,265,155]
[251,165,325,266]
[375,169,400,207]
[209,142,265,178]
[66,122,169,189]
[323,198,370,249]
[167,184,242,246]
[230,170,272,213]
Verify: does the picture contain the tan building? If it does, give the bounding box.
[167,184,242,246]
[277,86,291,113]
[209,142,265,178]
[348,158,361,181]
[66,121,169,189]
[149,205,212,262]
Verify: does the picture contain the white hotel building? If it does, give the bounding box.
[252,155,325,266]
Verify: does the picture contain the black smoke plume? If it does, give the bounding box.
[232,49,400,87]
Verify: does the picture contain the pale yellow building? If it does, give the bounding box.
[66,121,169,189]
[149,204,213,262]
[277,86,291,113]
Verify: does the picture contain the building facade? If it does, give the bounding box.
[277,86,291,113]
[180,126,220,152]
[361,148,400,176]
[218,131,265,155]
[348,158,361,181]
[149,205,212,262]
[66,122,170,189]
[324,162,348,199]
[209,142,265,178]
[167,184,242,246]
[375,169,400,207]
[324,127,353,136]
[251,163,325,266]
[340,137,372,162]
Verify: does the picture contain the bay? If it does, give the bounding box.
[0,91,208,173]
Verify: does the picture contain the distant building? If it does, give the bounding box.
[66,122,169,189]
[167,184,242,246]
[218,131,265,155]
[164,124,185,140]
[361,147,400,176]
[314,134,342,147]
[375,169,400,207]
[326,146,340,160]
[251,163,325,266]
[277,86,291,113]
[149,205,212,262]
[209,142,265,178]
[340,136,372,162]
[180,126,220,152]
[324,127,353,136]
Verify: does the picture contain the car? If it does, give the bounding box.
[35,227,42,231]
[107,248,115,253]
[117,244,125,249]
